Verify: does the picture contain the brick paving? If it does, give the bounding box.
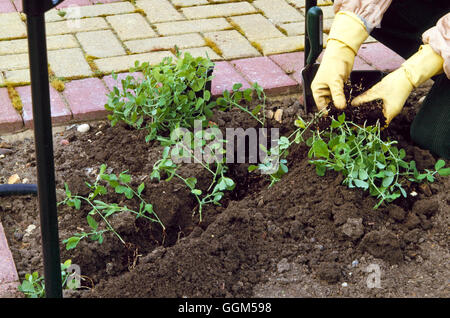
[0,0,406,135]
[0,0,407,297]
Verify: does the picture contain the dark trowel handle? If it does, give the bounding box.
[305,6,323,66]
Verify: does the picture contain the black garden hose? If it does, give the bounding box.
[0,184,38,196]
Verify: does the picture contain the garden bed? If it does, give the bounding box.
[0,86,449,298]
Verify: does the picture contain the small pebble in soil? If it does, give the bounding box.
[277,258,291,273]
[7,173,20,184]
[14,231,24,241]
[77,123,90,133]
[0,148,13,155]
[24,224,36,237]
[351,260,359,267]
[274,109,283,123]
[315,244,324,251]
[60,139,70,146]
[341,282,348,287]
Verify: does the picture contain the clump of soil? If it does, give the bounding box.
[0,87,449,298]
[316,81,385,130]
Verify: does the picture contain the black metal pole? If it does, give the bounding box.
[24,2,63,298]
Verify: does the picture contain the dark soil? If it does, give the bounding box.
[0,86,449,298]
[316,81,386,130]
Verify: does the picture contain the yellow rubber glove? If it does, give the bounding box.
[351,44,444,125]
[311,11,369,112]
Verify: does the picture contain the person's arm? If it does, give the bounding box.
[333,0,392,32]
[351,13,449,125]
[311,1,392,112]
[422,13,450,79]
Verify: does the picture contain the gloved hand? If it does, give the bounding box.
[352,44,444,125]
[311,11,369,112]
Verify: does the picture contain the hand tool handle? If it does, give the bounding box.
[304,0,317,65]
[305,6,323,66]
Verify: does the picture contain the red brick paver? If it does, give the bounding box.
[231,56,299,95]
[16,85,72,128]
[0,0,16,13]
[102,72,144,92]
[0,87,23,133]
[358,42,405,72]
[211,61,251,96]
[63,77,109,120]
[0,222,20,297]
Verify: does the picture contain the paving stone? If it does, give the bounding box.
[229,14,284,41]
[106,13,156,41]
[16,85,72,128]
[286,0,305,9]
[181,2,257,19]
[102,72,144,92]
[204,30,260,60]
[269,51,304,74]
[155,18,231,36]
[0,282,21,298]
[48,48,93,78]
[55,0,91,9]
[44,9,67,23]
[0,222,18,284]
[210,61,251,96]
[125,33,204,54]
[320,4,335,19]
[231,56,299,95]
[323,18,333,33]
[364,35,378,44]
[46,17,109,36]
[95,51,175,73]
[76,30,125,58]
[3,69,30,85]
[180,47,222,60]
[0,12,26,40]
[353,56,376,70]
[0,1,17,13]
[252,0,304,25]
[279,22,305,36]
[255,36,304,55]
[62,1,134,19]
[170,0,208,7]
[63,77,109,120]
[0,53,29,71]
[0,87,23,133]
[358,42,404,72]
[318,0,334,5]
[136,0,184,23]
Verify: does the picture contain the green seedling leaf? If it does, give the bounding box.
[125,188,134,199]
[312,139,329,158]
[119,173,131,184]
[251,104,262,116]
[191,189,202,195]
[232,83,243,91]
[435,159,445,171]
[138,182,145,195]
[86,215,98,231]
[65,237,81,250]
[438,167,450,176]
[185,177,197,189]
[73,198,81,210]
[248,165,258,172]
[115,185,127,194]
[294,118,306,129]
